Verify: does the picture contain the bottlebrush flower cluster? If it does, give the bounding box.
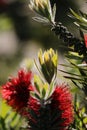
[2,69,33,113]
[1,48,74,130]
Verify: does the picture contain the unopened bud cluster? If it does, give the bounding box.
[38,48,58,83]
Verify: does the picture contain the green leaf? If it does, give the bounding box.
[0,117,7,130]
[65,54,82,60]
[33,17,49,23]
[34,82,41,93]
[52,4,56,23]
[70,8,87,24]
[59,69,81,77]
[81,107,86,114]
[79,29,84,39]
[64,76,84,81]
[69,8,87,30]
[30,91,40,100]
[72,80,82,90]
[34,75,43,93]
[83,117,87,124]
[47,81,55,98]
[42,88,46,98]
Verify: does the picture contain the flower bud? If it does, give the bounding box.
[38,48,58,83]
[29,0,55,23]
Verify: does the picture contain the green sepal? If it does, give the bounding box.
[34,75,43,93]
[30,91,41,100]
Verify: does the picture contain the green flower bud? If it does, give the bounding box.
[29,0,56,23]
[38,48,58,83]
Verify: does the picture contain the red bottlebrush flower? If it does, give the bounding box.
[28,84,73,130]
[28,97,40,114]
[2,69,33,112]
[84,34,87,48]
[51,84,74,129]
[28,97,40,123]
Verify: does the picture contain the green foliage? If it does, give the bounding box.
[29,0,56,24]
[31,74,55,101]
[0,100,26,130]
[58,49,86,91]
[71,95,87,130]
[69,9,87,31]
